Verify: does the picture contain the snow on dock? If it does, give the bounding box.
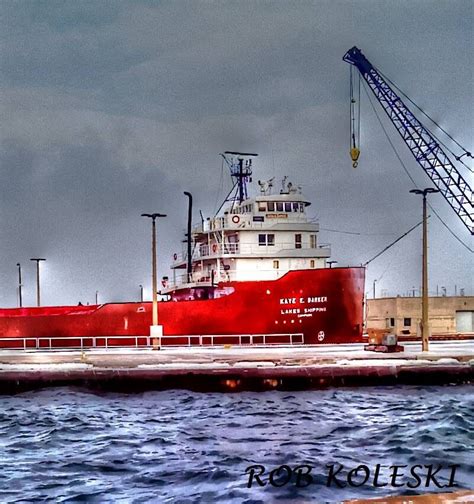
[0,341,472,393]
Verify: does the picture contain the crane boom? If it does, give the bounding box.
[343,46,473,234]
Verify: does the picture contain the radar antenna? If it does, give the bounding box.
[220,151,258,205]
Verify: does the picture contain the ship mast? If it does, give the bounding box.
[221,151,258,208]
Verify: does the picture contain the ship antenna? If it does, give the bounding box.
[221,151,258,205]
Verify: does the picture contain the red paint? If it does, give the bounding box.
[0,267,365,348]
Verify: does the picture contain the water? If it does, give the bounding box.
[0,385,472,503]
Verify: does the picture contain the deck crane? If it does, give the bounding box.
[343,46,473,235]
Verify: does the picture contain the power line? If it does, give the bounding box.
[320,227,396,237]
[364,219,424,267]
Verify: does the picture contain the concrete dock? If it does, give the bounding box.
[0,341,472,393]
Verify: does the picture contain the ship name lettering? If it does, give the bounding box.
[280,297,297,305]
[306,296,327,303]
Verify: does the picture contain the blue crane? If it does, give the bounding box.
[343,46,473,235]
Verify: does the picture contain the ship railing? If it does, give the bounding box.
[0,333,305,351]
[172,242,331,264]
[195,242,329,259]
[167,268,290,287]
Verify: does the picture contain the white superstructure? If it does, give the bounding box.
[168,153,331,290]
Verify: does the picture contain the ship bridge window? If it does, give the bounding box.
[310,234,317,248]
[299,203,304,212]
[284,202,292,212]
[292,202,299,212]
[267,202,275,211]
[258,202,266,211]
[276,202,284,211]
[259,234,275,246]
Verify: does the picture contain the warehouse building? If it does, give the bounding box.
[366,296,474,336]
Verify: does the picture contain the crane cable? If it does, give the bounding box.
[349,66,361,167]
[361,80,473,254]
[377,68,474,174]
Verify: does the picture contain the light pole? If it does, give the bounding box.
[142,213,166,348]
[139,284,144,302]
[16,263,23,308]
[30,258,46,307]
[327,260,338,268]
[410,187,439,352]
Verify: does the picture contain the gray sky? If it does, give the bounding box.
[1,0,472,307]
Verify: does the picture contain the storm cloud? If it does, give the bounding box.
[0,0,472,307]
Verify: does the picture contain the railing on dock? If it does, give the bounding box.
[0,333,304,351]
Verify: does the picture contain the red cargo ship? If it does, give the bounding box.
[0,152,365,349]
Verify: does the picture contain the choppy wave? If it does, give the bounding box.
[0,385,473,503]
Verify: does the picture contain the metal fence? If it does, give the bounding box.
[0,333,305,351]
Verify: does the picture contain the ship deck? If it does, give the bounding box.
[0,341,472,393]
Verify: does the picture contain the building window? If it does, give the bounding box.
[404,318,411,327]
[310,260,315,268]
[258,234,275,246]
[273,260,279,269]
[258,202,266,211]
[295,233,302,249]
[276,202,284,211]
[386,317,395,328]
[310,234,317,248]
[268,202,275,211]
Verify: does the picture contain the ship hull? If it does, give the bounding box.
[0,267,365,348]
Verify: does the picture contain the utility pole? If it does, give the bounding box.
[16,263,23,308]
[410,188,439,351]
[142,213,166,349]
[30,258,46,307]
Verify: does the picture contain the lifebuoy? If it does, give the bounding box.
[232,215,240,224]
[212,244,218,253]
[173,253,178,260]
